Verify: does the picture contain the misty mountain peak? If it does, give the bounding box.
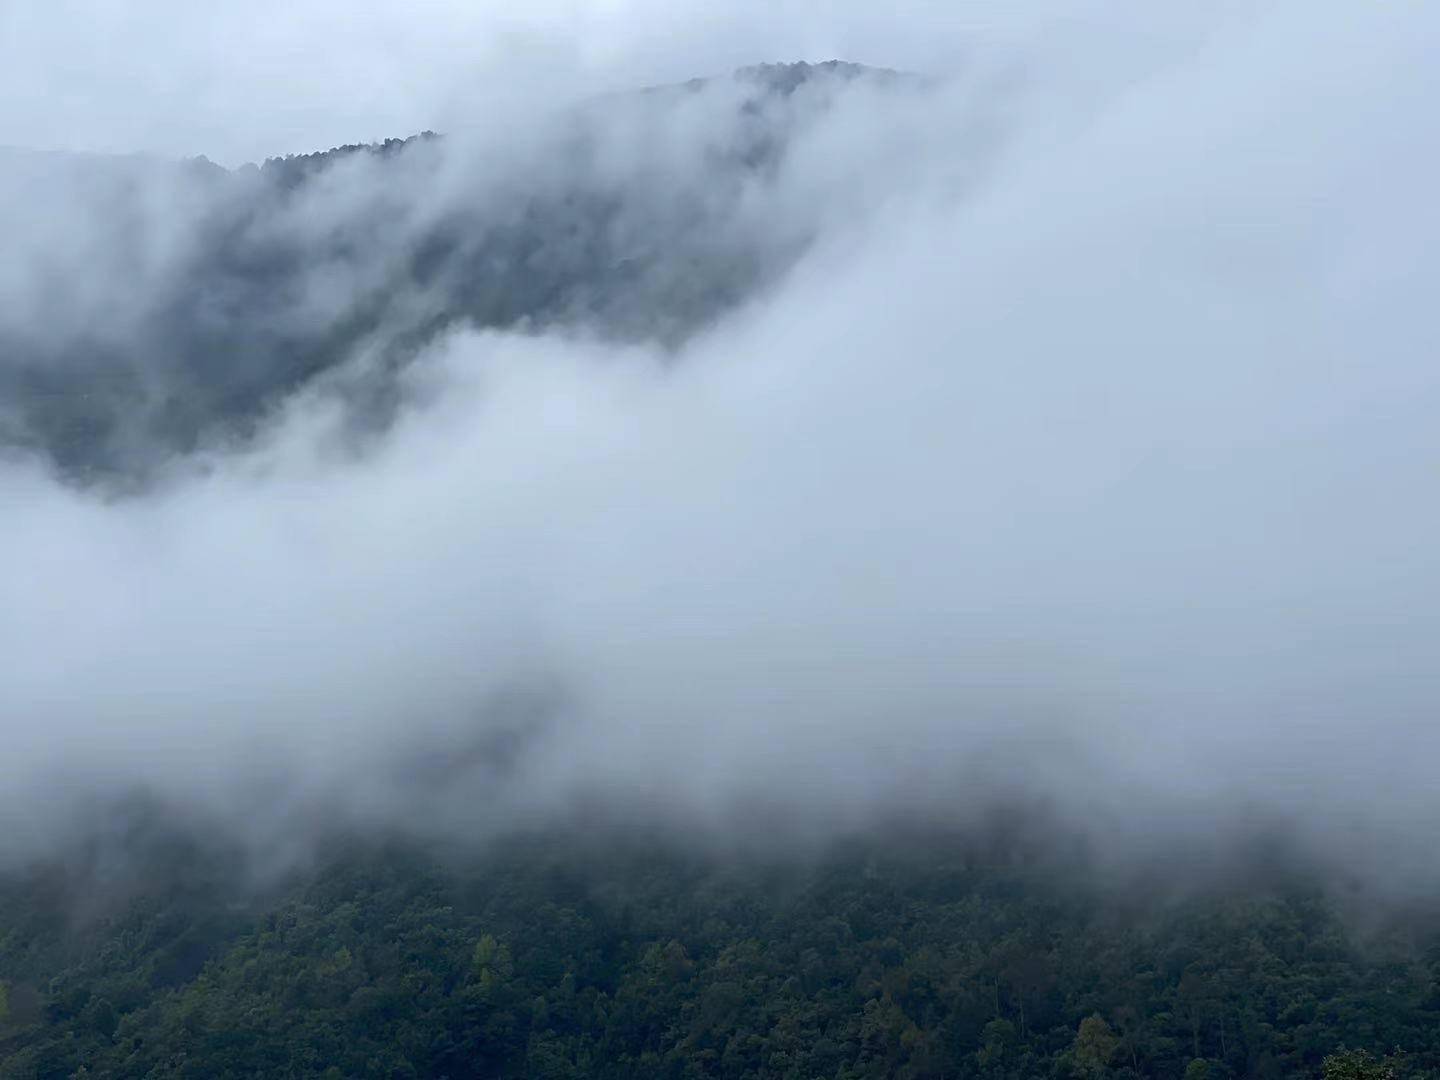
[733,59,904,93]
[0,62,928,484]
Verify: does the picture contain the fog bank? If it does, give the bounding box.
[3,4,1439,888]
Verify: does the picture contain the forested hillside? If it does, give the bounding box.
[1,831,1436,1079]
[0,62,911,484]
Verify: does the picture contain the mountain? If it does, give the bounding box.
[0,62,917,485]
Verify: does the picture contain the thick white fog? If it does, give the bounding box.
[2,3,1439,884]
[1,0,1100,163]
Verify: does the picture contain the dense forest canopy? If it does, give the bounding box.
[2,823,1437,1079]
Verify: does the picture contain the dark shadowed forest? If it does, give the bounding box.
[2,822,1437,1079]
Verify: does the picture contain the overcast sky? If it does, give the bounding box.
[0,0,1222,164]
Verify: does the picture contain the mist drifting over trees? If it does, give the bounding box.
[2,3,1440,1076]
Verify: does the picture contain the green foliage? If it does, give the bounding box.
[1324,1048,1403,1080]
[1073,1014,1119,1077]
[1,838,1438,1078]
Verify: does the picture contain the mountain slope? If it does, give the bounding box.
[1,831,1436,1079]
[0,62,918,484]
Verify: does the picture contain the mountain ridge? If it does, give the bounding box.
[0,60,920,484]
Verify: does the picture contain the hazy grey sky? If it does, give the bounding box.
[0,0,1214,164]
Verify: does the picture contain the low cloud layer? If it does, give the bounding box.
[3,4,1440,888]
